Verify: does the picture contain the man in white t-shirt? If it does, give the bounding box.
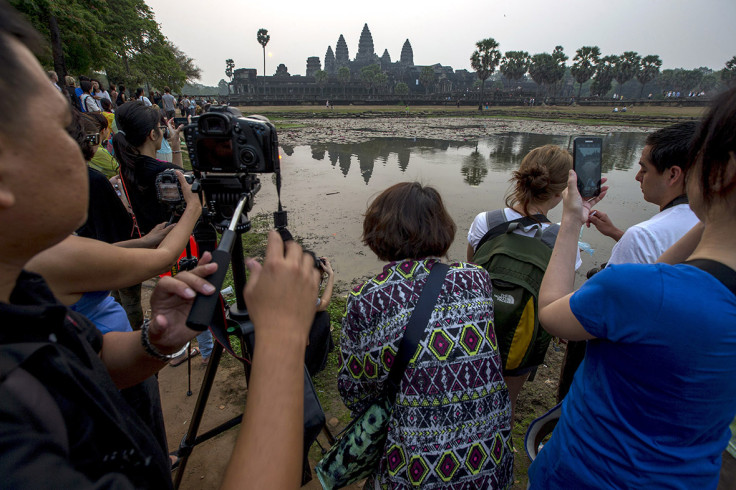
[589,122,700,265]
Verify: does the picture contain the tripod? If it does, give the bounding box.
[171,195,333,489]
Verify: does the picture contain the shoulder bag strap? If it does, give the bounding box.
[384,262,450,402]
[117,171,142,238]
[684,259,736,297]
[477,213,550,251]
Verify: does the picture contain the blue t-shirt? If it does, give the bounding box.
[74,87,85,112]
[529,263,736,489]
[71,291,132,335]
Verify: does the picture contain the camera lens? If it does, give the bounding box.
[240,148,256,165]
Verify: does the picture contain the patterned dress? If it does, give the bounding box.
[338,259,513,489]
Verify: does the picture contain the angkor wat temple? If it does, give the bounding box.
[229,23,476,103]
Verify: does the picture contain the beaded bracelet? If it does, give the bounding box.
[140,318,189,361]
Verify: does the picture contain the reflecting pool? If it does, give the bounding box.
[253,132,654,288]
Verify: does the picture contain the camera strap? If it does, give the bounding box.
[273,167,288,229]
[117,171,142,238]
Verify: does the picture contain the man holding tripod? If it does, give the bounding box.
[0,2,319,488]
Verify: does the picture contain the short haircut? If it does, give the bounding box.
[47,70,57,80]
[645,121,698,173]
[80,80,92,94]
[688,86,736,205]
[362,182,456,261]
[64,75,75,86]
[79,75,90,82]
[164,86,171,93]
[135,87,144,97]
[0,0,44,135]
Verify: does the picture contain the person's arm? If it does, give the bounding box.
[657,221,705,265]
[26,173,201,299]
[221,231,319,489]
[316,257,334,312]
[166,118,184,168]
[538,171,606,341]
[587,209,624,241]
[100,254,218,388]
[112,222,173,249]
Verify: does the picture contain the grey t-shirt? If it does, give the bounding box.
[161,93,176,111]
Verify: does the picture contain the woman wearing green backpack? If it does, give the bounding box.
[466,145,581,424]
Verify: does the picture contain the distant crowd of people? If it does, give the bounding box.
[1,1,736,488]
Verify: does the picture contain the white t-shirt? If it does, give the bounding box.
[141,96,152,107]
[468,208,582,270]
[81,94,100,112]
[607,204,700,265]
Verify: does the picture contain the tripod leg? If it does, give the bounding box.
[186,344,192,396]
[172,340,224,489]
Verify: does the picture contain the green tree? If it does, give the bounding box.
[314,69,328,96]
[394,81,409,100]
[700,73,717,93]
[360,64,381,95]
[722,56,736,86]
[570,46,600,98]
[419,66,436,94]
[374,72,388,95]
[636,54,662,98]
[257,28,270,94]
[612,51,641,94]
[470,38,502,110]
[337,66,351,96]
[551,46,568,96]
[225,58,234,93]
[500,51,530,88]
[529,52,557,96]
[591,55,616,97]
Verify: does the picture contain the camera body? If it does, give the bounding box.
[155,169,193,215]
[183,107,280,174]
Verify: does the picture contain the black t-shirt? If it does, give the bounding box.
[123,155,180,235]
[0,271,172,488]
[77,167,134,243]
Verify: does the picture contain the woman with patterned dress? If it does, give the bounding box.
[337,182,513,489]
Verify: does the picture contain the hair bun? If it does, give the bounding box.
[520,165,550,193]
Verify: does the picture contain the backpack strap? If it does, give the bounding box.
[477,212,550,251]
[384,262,449,402]
[684,259,736,297]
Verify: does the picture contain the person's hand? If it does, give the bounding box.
[147,252,218,353]
[244,231,320,344]
[586,209,624,241]
[176,170,201,210]
[166,117,184,144]
[562,170,608,227]
[319,257,334,277]
[140,222,174,248]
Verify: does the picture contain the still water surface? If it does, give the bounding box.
[253,132,653,289]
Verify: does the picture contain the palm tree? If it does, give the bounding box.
[612,51,641,95]
[419,66,435,94]
[337,66,350,97]
[314,70,328,96]
[256,28,270,95]
[722,55,736,86]
[636,55,662,98]
[500,51,531,88]
[570,46,600,98]
[225,58,234,93]
[470,38,502,110]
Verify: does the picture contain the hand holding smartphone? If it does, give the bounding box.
[573,137,603,198]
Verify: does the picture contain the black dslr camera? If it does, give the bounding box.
[155,169,193,216]
[183,107,279,174]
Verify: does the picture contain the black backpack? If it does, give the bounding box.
[472,210,558,375]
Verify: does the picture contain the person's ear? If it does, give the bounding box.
[148,127,158,142]
[0,173,16,209]
[668,165,684,187]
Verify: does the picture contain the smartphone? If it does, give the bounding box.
[173,117,189,127]
[573,137,603,198]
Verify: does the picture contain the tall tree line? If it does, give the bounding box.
[11,0,200,92]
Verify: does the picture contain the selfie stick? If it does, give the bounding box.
[186,195,250,331]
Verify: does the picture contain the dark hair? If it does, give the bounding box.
[505,144,572,217]
[100,97,112,112]
[79,75,90,82]
[0,0,44,135]
[362,182,456,261]
[688,86,736,205]
[645,121,698,173]
[112,100,161,189]
[109,83,116,91]
[80,80,92,94]
[77,113,106,161]
[118,84,125,93]
[66,110,87,158]
[135,87,144,98]
[164,86,171,93]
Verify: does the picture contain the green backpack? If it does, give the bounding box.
[471,210,558,375]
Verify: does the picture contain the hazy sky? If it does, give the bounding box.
[145,0,736,87]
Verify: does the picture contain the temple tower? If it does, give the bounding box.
[306,56,321,77]
[335,35,349,66]
[324,46,336,75]
[400,39,414,66]
[380,49,392,70]
[355,23,376,64]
